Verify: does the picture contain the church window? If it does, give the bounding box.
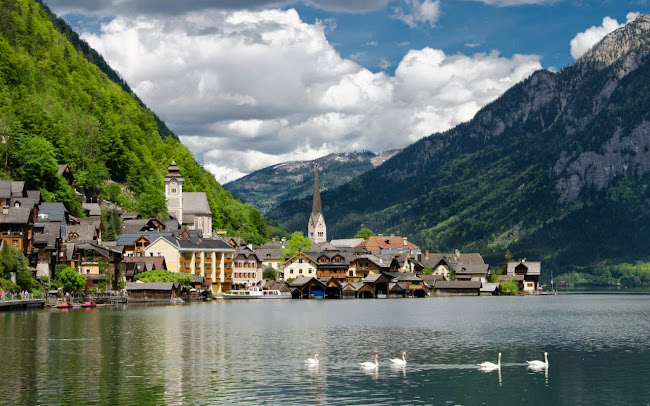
[171,187,177,194]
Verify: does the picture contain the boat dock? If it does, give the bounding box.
[0,299,45,311]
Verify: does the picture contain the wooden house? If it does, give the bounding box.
[454,263,491,283]
[288,276,326,299]
[506,260,541,293]
[341,282,375,298]
[349,255,391,280]
[315,250,353,280]
[362,273,392,297]
[126,282,182,302]
[388,281,407,298]
[319,276,342,299]
[433,280,481,296]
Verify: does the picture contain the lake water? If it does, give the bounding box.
[1,294,649,405]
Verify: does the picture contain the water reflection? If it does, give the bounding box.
[0,296,649,404]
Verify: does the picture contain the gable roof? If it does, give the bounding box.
[82,203,102,217]
[356,235,419,252]
[0,206,31,225]
[183,192,211,215]
[330,238,364,248]
[38,203,68,223]
[507,261,541,276]
[65,223,98,242]
[434,280,482,289]
[454,263,490,275]
[126,282,180,291]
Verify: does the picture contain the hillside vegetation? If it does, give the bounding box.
[0,0,282,243]
[269,16,650,275]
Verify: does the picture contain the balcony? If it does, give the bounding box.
[180,267,192,273]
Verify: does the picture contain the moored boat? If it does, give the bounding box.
[80,301,96,308]
[171,297,184,304]
[55,302,73,309]
[222,286,291,299]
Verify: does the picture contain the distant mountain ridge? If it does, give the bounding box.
[225,150,400,214]
[268,15,650,272]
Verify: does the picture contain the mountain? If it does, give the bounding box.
[268,16,650,272]
[225,150,400,214]
[0,0,282,244]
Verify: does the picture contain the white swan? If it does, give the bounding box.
[527,352,548,369]
[305,354,319,365]
[479,352,501,370]
[389,352,407,366]
[360,354,379,369]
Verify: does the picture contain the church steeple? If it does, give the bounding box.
[308,164,326,244]
[165,160,184,226]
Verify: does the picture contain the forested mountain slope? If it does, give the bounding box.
[225,150,399,214]
[0,0,281,244]
[269,15,650,270]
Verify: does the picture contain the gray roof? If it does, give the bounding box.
[65,223,97,242]
[419,274,443,287]
[434,281,482,289]
[126,282,181,291]
[288,276,322,287]
[255,247,284,260]
[330,238,364,248]
[0,182,11,199]
[10,181,24,197]
[116,232,174,247]
[82,203,102,216]
[480,282,500,292]
[507,261,541,276]
[57,164,69,176]
[33,233,57,249]
[0,206,31,224]
[38,203,68,223]
[183,192,211,215]
[155,235,233,251]
[454,263,490,275]
[363,274,382,283]
[10,197,39,209]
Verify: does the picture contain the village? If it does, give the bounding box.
[1,161,542,304]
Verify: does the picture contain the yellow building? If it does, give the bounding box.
[145,236,235,294]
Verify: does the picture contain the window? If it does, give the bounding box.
[171,187,177,194]
[299,269,303,274]
[299,258,303,263]
[12,240,18,247]
[86,269,90,274]
[318,232,323,237]
[290,269,294,274]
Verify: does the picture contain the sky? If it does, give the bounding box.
[44,0,649,183]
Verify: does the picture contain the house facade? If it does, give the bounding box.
[283,251,318,280]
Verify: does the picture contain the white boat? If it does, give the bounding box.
[221,286,292,299]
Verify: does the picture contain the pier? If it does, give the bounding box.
[0,299,45,311]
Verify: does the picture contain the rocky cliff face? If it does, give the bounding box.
[269,15,650,270]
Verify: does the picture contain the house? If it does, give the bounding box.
[433,280,481,296]
[362,273,392,297]
[283,251,318,281]
[0,205,34,256]
[254,239,287,271]
[453,263,491,283]
[32,222,62,278]
[143,235,235,294]
[319,276,343,299]
[355,235,420,254]
[69,242,124,289]
[315,249,354,281]
[288,276,326,299]
[348,255,391,280]
[419,274,443,295]
[507,260,541,293]
[57,164,75,189]
[232,248,263,289]
[480,282,500,296]
[341,282,375,298]
[82,202,102,217]
[65,223,99,243]
[387,272,426,297]
[116,232,175,257]
[124,256,167,281]
[126,282,182,302]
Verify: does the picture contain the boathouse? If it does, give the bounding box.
[433,280,481,296]
[126,282,182,302]
[288,276,326,299]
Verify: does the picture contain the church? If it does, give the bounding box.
[308,163,326,244]
[165,160,213,238]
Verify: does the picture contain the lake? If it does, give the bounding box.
[1,294,649,405]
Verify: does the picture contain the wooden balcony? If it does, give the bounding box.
[180,267,192,273]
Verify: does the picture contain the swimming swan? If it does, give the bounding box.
[390,352,407,366]
[526,352,548,368]
[360,354,379,369]
[479,352,501,370]
[305,354,319,365]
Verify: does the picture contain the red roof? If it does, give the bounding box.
[356,236,419,252]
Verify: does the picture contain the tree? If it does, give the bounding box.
[59,267,86,293]
[281,231,312,258]
[501,249,513,275]
[263,268,277,280]
[355,227,375,239]
[420,266,434,275]
[499,279,519,295]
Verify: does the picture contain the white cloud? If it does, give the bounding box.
[82,8,541,183]
[570,12,641,59]
[392,0,441,28]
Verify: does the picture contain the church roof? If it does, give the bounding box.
[311,163,322,215]
[183,193,211,215]
[165,160,184,182]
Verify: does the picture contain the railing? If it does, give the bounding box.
[0,292,45,302]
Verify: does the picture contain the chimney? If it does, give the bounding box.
[403,237,407,246]
[454,248,460,260]
[2,206,8,215]
[425,250,429,260]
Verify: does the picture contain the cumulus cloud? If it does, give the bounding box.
[45,0,392,16]
[570,12,641,59]
[392,0,441,28]
[81,9,541,183]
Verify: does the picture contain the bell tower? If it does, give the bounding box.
[165,160,184,226]
[308,163,326,244]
